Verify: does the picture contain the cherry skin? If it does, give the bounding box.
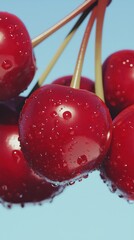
[0,12,36,100]
[0,124,64,206]
[100,104,134,201]
[19,84,112,185]
[52,75,95,92]
[103,50,134,118]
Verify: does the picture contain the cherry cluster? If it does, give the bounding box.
[0,0,134,208]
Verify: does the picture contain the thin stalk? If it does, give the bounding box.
[37,7,95,87]
[32,0,96,48]
[95,0,108,101]
[70,8,96,89]
[30,6,96,94]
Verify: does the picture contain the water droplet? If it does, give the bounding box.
[28,133,33,140]
[8,24,15,31]
[7,204,12,209]
[51,111,57,117]
[19,50,24,56]
[93,111,99,117]
[69,129,74,136]
[115,91,121,97]
[21,203,25,208]
[110,100,116,106]
[68,181,75,186]
[12,150,21,163]
[10,32,17,40]
[118,194,124,198]
[32,124,37,128]
[63,111,72,120]
[2,60,12,70]
[77,155,87,165]
[110,184,117,193]
[83,174,89,179]
[127,199,134,204]
[51,183,59,187]
[84,102,89,109]
[1,185,8,191]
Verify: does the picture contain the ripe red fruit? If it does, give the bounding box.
[19,84,112,184]
[103,50,134,118]
[0,12,36,100]
[0,124,64,206]
[100,104,134,201]
[52,75,94,92]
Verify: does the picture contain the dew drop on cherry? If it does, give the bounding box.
[12,150,21,163]
[110,184,117,193]
[2,60,12,70]
[51,111,57,118]
[1,185,8,191]
[68,181,75,186]
[77,155,88,165]
[63,111,72,120]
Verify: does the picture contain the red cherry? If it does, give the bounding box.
[19,84,112,184]
[100,104,134,201]
[0,12,36,100]
[103,50,134,118]
[52,75,95,92]
[0,124,64,206]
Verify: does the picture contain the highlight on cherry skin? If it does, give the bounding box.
[0,12,36,101]
[52,75,95,92]
[19,84,112,185]
[100,104,134,201]
[0,120,64,207]
[103,50,134,118]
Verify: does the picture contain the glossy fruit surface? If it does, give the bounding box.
[19,84,112,184]
[0,12,36,100]
[100,104,134,201]
[103,50,134,118]
[0,124,64,205]
[52,75,94,92]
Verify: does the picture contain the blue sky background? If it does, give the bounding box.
[0,1,134,240]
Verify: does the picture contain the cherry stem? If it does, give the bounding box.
[29,6,96,94]
[70,8,96,89]
[32,0,96,48]
[95,0,108,101]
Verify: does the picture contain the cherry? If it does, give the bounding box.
[0,124,64,206]
[19,84,112,185]
[103,50,134,118]
[0,12,36,100]
[52,75,95,92]
[100,104,134,201]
